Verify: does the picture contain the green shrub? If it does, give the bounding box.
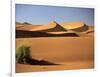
[16,45,31,64]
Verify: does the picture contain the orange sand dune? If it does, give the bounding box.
[30,21,67,32]
[16,21,94,37]
[30,21,57,31]
[61,22,90,32]
[16,21,93,34]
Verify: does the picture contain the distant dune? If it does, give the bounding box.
[16,22,42,31]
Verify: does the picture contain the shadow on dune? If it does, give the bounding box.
[72,24,89,32]
[86,30,94,34]
[18,58,59,66]
[16,30,79,38]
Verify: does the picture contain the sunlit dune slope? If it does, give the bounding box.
[16,22,42,31]
[30,21,67,32]
[61,22,84,29]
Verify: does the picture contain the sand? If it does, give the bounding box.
[16,36,94,73]
[16,22,94,73]
[61,22,85,29]
[16,60,94,73]
[16,36,94,62]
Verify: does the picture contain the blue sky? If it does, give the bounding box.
[16,4,94,26]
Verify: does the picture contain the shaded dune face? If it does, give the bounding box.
[72,24,89,32]
[16,30,78,38]
[86,27,94,34]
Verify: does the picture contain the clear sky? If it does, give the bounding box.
[16,4,94,26]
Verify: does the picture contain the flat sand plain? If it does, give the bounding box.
[16,36,94,73]
[16,60,93,73]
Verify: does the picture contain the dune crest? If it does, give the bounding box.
[30,21,67,32]
[16,21,94,37]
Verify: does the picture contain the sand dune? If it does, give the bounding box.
[30,21,67,32]
[16,21,93,32]
[61,22,90,32]
[16,21,94,37]
[16,22,42,31]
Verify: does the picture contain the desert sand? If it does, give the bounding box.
[16,21,94,73]
[16,61,93,73]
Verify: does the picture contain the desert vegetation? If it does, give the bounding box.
[16,45,31,64]
[16,45,58,65]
